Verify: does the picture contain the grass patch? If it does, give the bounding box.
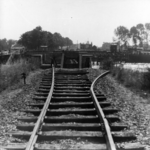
[0,57,40,92]
[101,58,114,70]
[111,66,150,91]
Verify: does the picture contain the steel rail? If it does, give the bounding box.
[90,71,116,150]
[25,66,55,150]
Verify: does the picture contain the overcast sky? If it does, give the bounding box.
[0,0,150,47]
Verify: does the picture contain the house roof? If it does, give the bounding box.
[40,45,48,48]
[11,43,25,50]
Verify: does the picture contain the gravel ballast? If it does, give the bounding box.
[0,69,45,146]
[88,68,150,149]
[1,68,150,149]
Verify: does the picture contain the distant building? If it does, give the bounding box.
[61,41,93,51]
[101,42,128,52]
[80,41,92,49]
[1,50,9,55]
[110,44,119,52]
[143,42,150,50]
[119,44,128,52]
[101,42,111,52]
[127,46,143,54]
[141,50,150,54]
[61,44,80,51]
[40,45,48,51]
[11,43,25,54]
[69,44,81,50]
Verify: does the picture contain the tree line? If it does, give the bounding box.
[0,39,17,52]
[18,26,73,50]
[114,23,150,49]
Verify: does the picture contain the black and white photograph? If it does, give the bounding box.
[0,0,150,149]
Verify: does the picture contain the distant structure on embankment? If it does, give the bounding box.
[1,41,150,65]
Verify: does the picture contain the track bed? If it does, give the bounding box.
[4,68,144,150]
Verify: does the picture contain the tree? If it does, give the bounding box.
[114,26,130,47]
[18,31,32,48]
[114,23,150,50]
[35,26,42,31]
[7,39,16,49]
[92,45,97,50]
[47,32,55,48]
[53,33,63,48]
[145,23,150,43]
[136,24,144,35]
[18,26,43,49]
[0,39,6,53]
[41,31,54,48]
[130,26,140,47]
[31,27,42,49]
[0,38,17,54]
[18,26,73,50]
[64,37,73,46]
[136,23,147,47]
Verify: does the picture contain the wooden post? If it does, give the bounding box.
[21,73,26,85]
[90,57,92,68]
[61,52,64,68]
[79,54,82,69]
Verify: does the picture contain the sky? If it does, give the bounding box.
[0,0,150,47]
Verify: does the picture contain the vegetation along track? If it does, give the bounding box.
[4,67,144,150]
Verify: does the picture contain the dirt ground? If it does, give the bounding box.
[0,69,45,146]
[0,68,150,149]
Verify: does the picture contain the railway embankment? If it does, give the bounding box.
[88,68,150,149]
[0,69,45,146]
[0,58,40,92]
[0,68,150,149]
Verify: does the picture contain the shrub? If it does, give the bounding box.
[142,68,150,90]
[102,58,114,70]
[26,57,41,71]
[0,57,40,92]
[123,70,142,88]
[111,66,143,89]
[111,67,125,82]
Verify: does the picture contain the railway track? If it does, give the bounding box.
[4,67,144,150]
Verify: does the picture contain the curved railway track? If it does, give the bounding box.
[4,67,144,150]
